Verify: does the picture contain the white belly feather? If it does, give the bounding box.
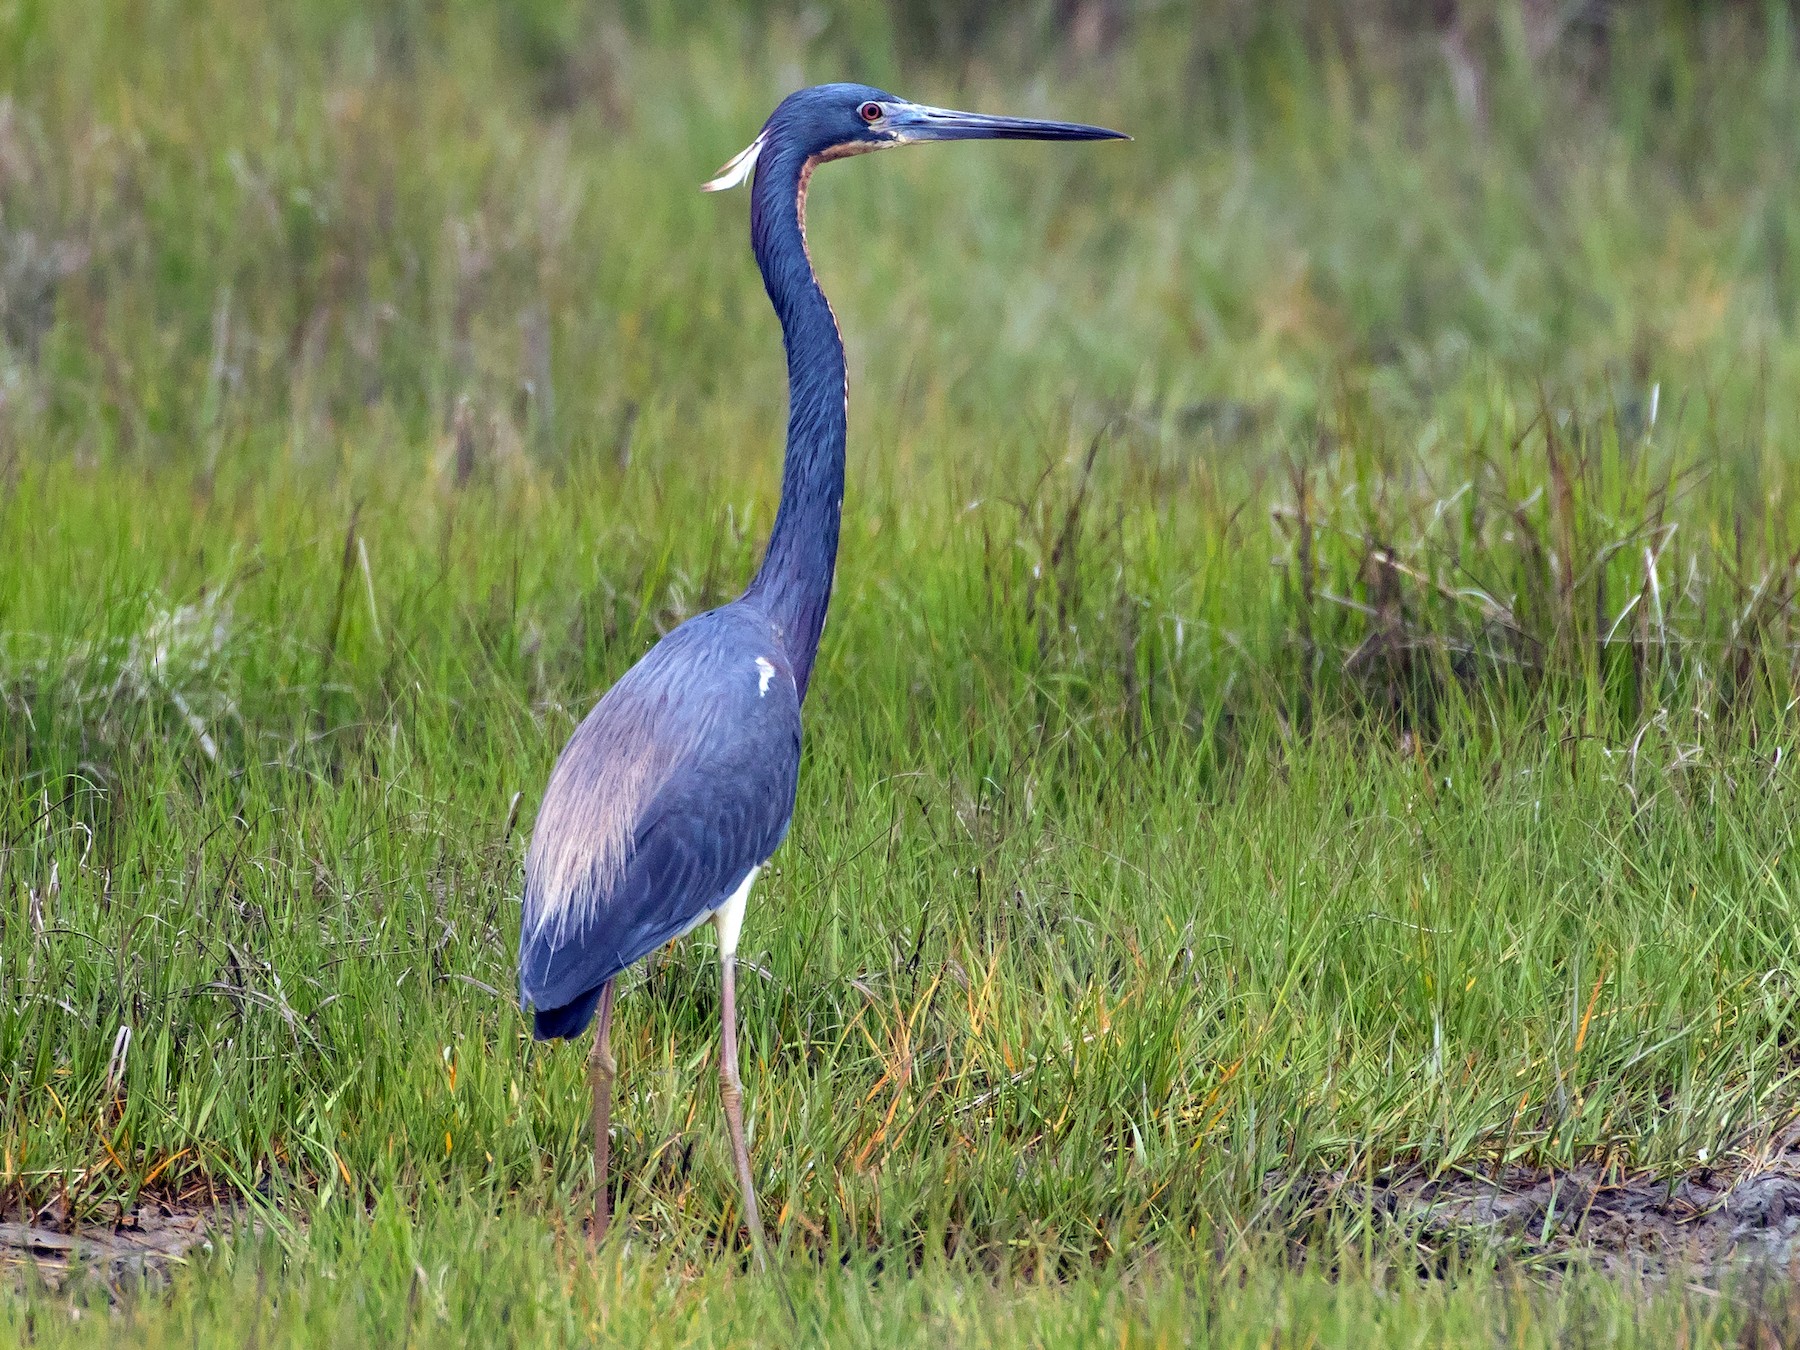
[672,864,760,958]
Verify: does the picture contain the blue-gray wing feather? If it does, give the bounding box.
[518,604,800,1038]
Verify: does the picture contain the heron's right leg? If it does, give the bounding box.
[589,979,618,1245]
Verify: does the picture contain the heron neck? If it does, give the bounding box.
[742,145,847,703]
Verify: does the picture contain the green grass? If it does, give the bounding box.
[3,1201,1782,1348]
[9,1,1800,1343]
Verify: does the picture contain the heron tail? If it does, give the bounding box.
[531,982,608,1041]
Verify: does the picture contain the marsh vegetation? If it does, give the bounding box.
[8,1,1800,1342]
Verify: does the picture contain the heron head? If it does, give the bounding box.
[702,83,1126,192]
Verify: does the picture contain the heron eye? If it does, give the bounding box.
[858,102,883,123]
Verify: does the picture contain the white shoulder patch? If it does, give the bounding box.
[754,656,775,696]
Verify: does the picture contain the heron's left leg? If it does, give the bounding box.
[717,954,769,1270]
[588,978,618,1246]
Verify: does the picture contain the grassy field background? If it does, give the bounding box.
[8,0,1800,1342]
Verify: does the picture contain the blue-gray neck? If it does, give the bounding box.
[741,139,846,704]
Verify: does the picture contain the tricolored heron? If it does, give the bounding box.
[518,83,1124,1264]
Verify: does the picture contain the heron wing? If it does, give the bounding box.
[518,606,801,1029]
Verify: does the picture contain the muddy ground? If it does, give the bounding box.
[0,1204,221,1291]
[11,1138,1800,1293]
[1287,1133,1800,1278]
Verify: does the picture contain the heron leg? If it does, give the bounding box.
[718,955,769,1270]
[589,978,617,1246]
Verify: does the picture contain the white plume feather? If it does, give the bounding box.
[701,134,764,192]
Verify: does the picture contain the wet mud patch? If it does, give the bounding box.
[1290,1150,1800,1275]
[0,1203,226,1291]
